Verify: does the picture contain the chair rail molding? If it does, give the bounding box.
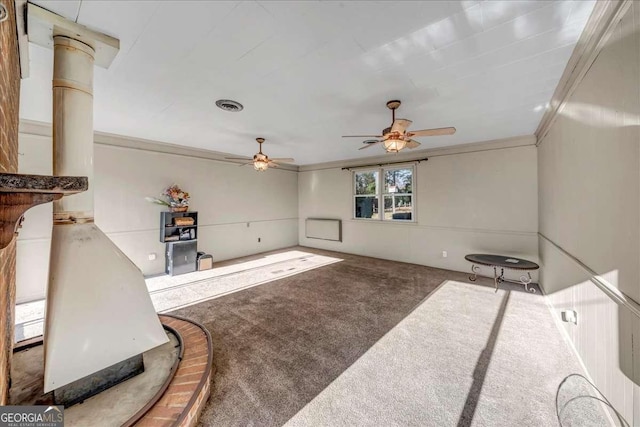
[539,232,640,320]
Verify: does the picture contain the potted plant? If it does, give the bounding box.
[146,184,190,212]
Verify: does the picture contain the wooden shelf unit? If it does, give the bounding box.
[160,211,198,243]
[160,211,198,276]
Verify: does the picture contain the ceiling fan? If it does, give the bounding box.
[343,100,456,153]
[225,138,294,171]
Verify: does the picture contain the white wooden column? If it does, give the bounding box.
[26,4,168,393]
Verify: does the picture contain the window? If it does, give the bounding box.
[354,170,378,219]
[353,166,414,221]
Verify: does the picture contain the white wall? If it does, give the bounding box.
[16,134,53,303]
[17,130,298,303]
[298,138,538,276]
[538,1,640,423]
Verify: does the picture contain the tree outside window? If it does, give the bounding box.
[354,170,379,219]
[353,166,414,221]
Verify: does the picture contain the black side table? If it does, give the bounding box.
[465,254,539,293]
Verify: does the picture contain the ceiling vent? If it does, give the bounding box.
[215,99,244,112]
[363,139,379,145]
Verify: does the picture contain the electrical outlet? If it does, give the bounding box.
[442,251,447,258]
[561,310,578,325]
[148,253,157,261]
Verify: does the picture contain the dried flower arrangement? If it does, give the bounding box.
[146,184,190,211]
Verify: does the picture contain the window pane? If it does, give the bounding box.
[384,168,412,194]
[384,195,412,220]
[355,171,378,195]
[355,197,379,219]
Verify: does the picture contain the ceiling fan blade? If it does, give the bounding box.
[408,127,456,137]
[406,139,421,149]
[267,162,280,168]
[225,156,253,160]
[237,161,254,167]
[391,119,412,133]
[342,135,384,138]
[358,140,382,150]
[270,158,295,163]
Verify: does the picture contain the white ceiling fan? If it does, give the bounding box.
[343,100,456,153]
[225,138,294,171]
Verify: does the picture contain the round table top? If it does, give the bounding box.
[465,254,539,270]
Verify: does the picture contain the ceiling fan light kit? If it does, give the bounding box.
[343,99,456,153]
[253,161,269,171]
[253,154,269,171]
[384,139,407,153]
[225,137,294,171]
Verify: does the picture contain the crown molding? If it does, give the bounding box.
[18,119,299,172]
[298,135,536,172]
[20,120,533,173]
[535,0,631,145]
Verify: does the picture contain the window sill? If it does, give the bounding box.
[350,218,417,225]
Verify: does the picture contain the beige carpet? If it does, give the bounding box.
[285,280,609,426]
[166,246,609,426]
[147,249,343,312]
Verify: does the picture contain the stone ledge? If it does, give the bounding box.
[0,173,88,249]
[0,173,87,193]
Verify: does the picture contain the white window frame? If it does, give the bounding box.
[352,164,416,222]
[353,168,380,221]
